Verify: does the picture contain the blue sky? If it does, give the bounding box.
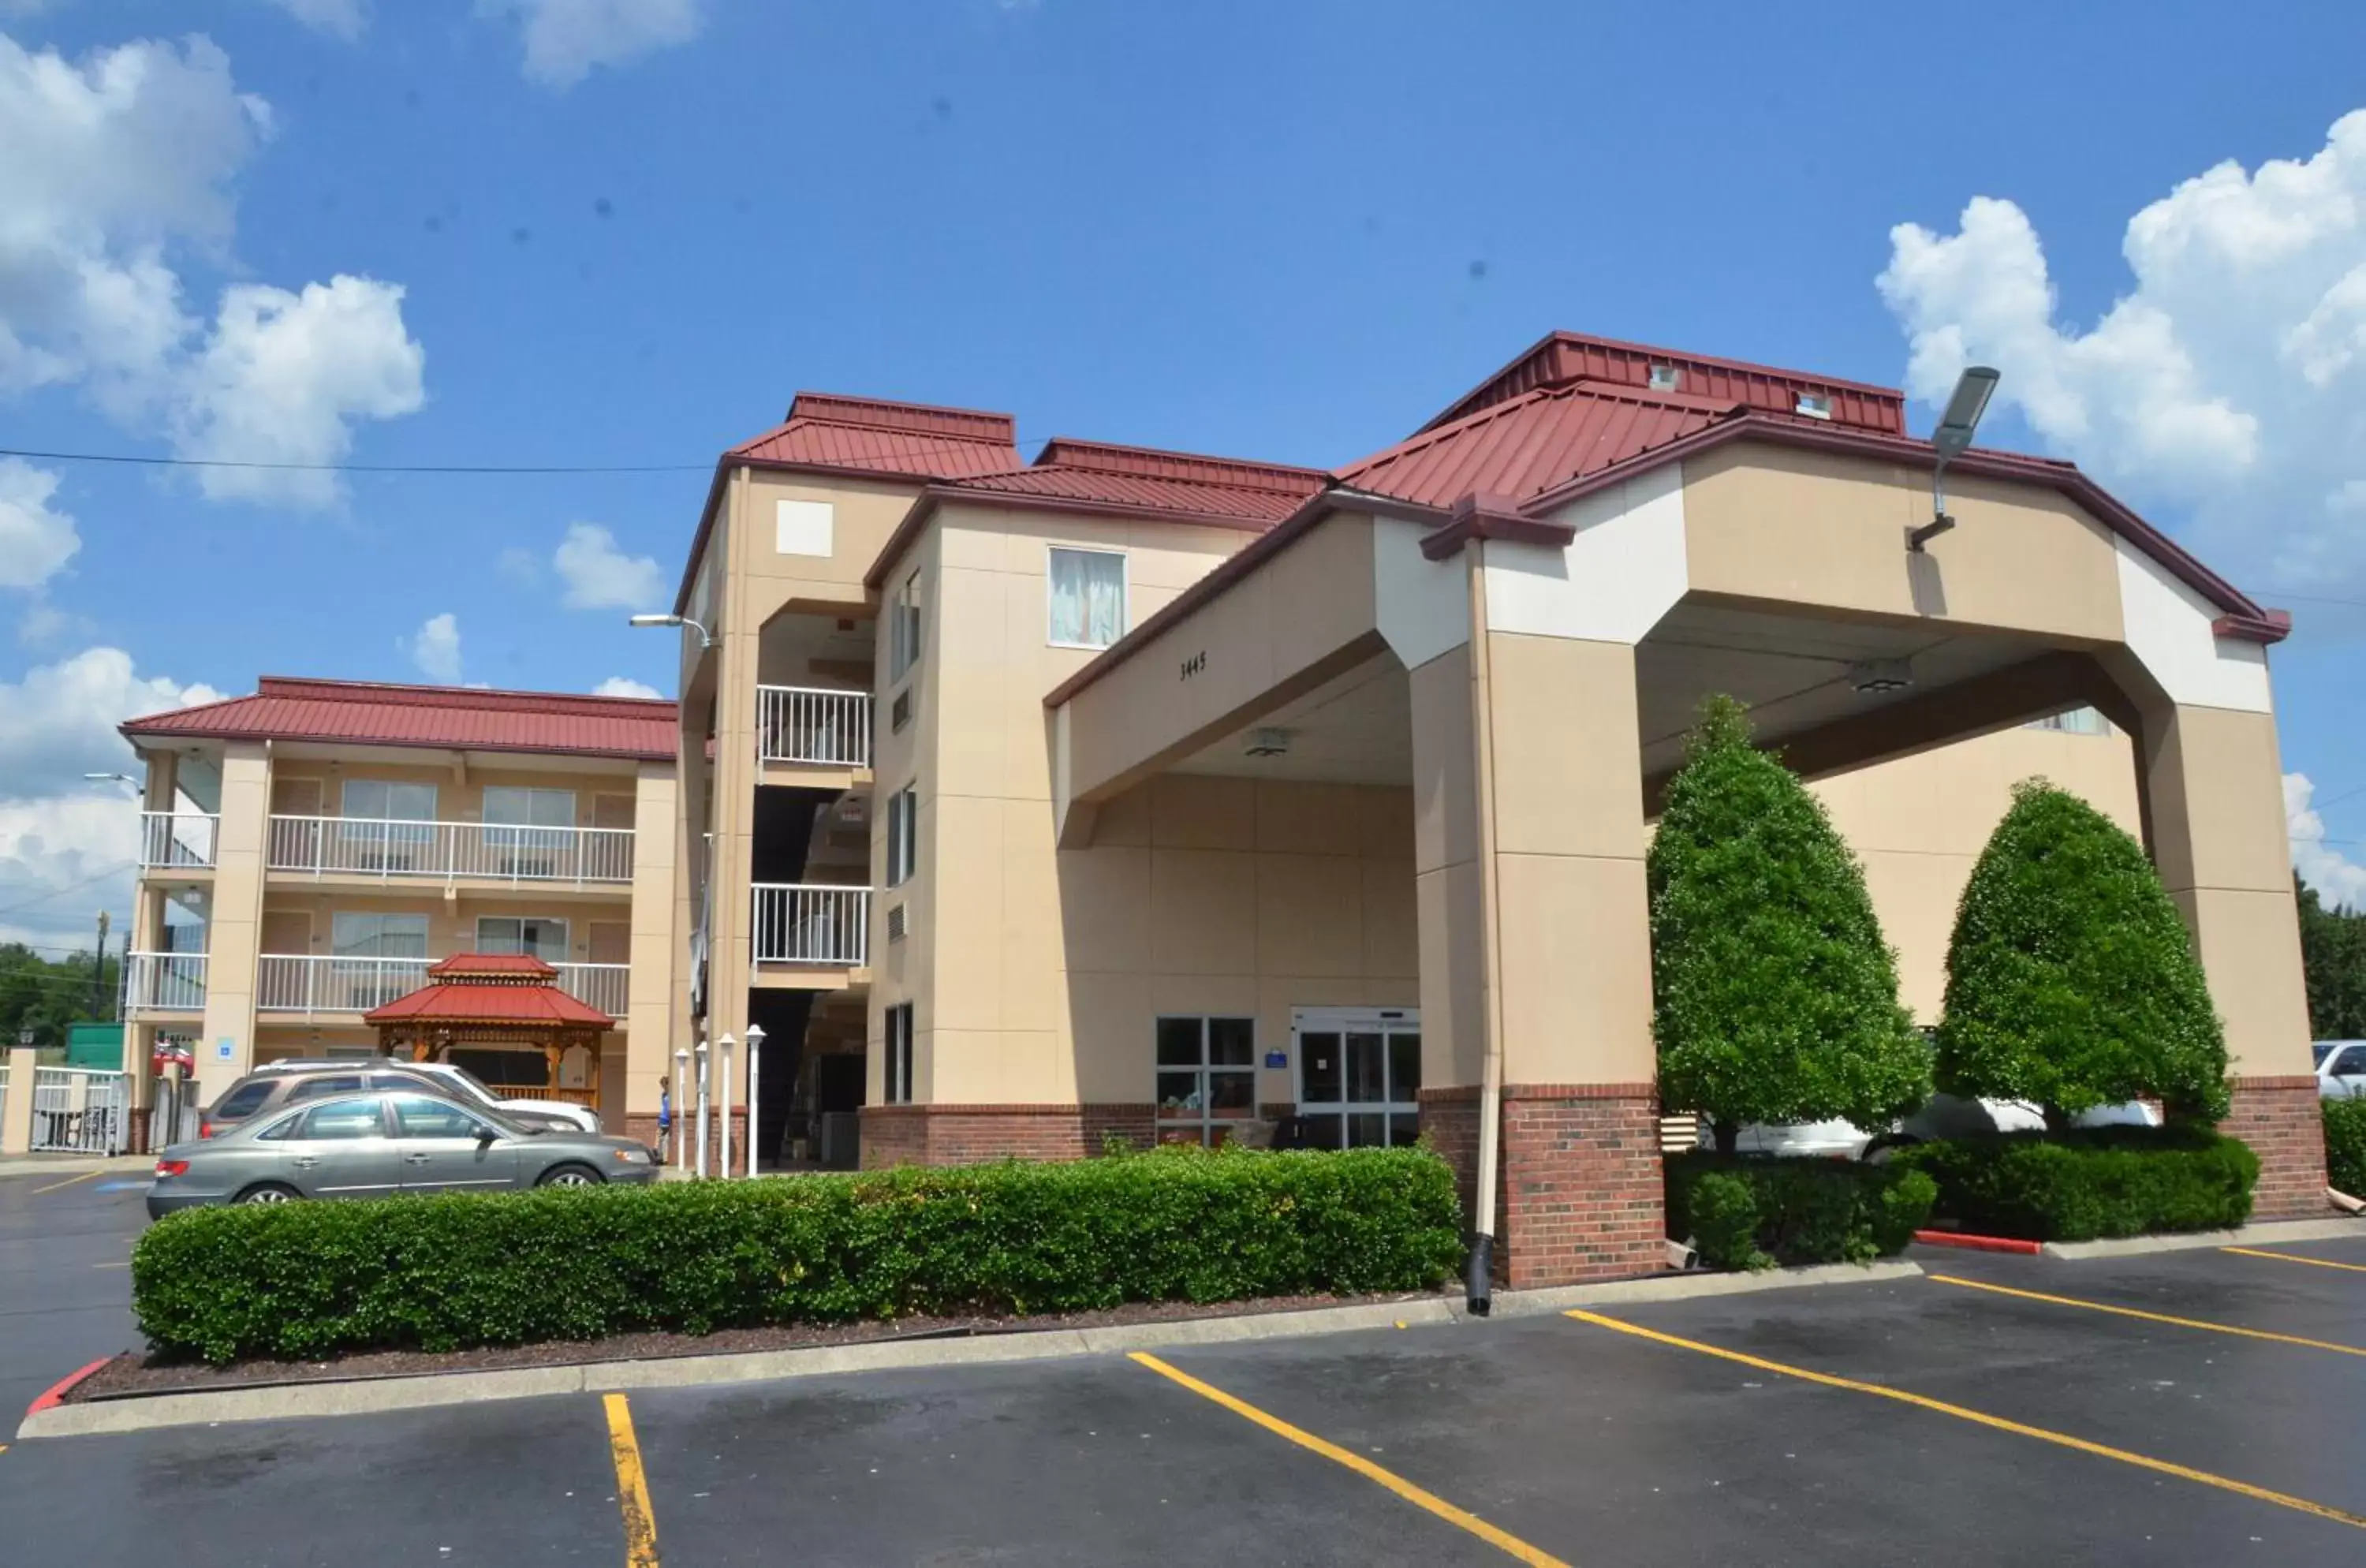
[5,0,2365,945]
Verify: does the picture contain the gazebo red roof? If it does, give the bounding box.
[364,953,616,1029]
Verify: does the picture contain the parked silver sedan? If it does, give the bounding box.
[147,1090,659,1217]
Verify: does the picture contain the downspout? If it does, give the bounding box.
[1465,541,1509,1315]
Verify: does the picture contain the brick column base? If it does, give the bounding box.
[858,1104,1159,1168]
[1419,1084,1666,1288]
[2222,1075,2330,1219]
[625,1108,747,1174]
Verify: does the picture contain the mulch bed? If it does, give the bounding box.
[67,1290,1446,1403]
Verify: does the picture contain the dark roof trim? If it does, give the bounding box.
[1420,491,1577,561]
[1517,413,2283,640]
[1039,488,1446,710]
[861,484,1276,593]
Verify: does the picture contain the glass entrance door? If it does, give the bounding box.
[1293,1007,1420,1148]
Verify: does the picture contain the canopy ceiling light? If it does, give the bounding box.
[1910,364,2001,553]
[1848,659,1914,696]
[1244,727,1293,758]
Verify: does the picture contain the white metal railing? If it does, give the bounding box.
[125,951,207,1013]
[554,961,629,1017]
[30,1068,130,1155]
[139,812,219,868]
[265,816,634,884]
[751,884,870,965]
[757,685,871,767]
[256,954,431,1014]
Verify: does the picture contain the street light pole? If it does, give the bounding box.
[672,1046,689,1168]
[744,1023,766,1179]
[693,1037,711,1178]
[717,1034,734,1180]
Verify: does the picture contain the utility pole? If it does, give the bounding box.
[91,910,110,1020]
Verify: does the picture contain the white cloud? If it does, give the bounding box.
[0,457,77,590]
[262,0,368,39]
[172,276,425,508]
[407,611,463,682]
[2288,772,2366,913]
[488,0,703,88]
[592,675,661,699]
[0,33,424,509]
[553,521,665,609]
[1878,110,2366,593]
[0,647,221,946]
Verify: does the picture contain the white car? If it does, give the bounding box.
[1726,1093,2161,1159]
[252,1057,603,1134]
[2316,1041,2366,1099]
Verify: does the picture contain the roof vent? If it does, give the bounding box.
[1794,392,1834,420]
[1245,727,1293,758]
[1848,659,1913,696]
[1648,364,1682,392]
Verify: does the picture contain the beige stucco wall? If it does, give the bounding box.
[252,892,633,965]
[266,758,640,827]
[196,741,271,1099]
[1813,722,2143,1022]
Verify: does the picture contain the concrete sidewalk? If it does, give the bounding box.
[0,1154,152,1179]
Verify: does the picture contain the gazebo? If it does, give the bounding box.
[364,953,616,1114]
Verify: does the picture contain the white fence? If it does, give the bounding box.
[31,1068,130,1155]
[125,951,207,1014]
[267,816,634,884]
[751,884,870,965]
[757,685,871,767]
[139,812,219,868]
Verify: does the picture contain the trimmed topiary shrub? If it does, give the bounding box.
[1892,1126,2257,1241]
[1664,1151,1936,1270]
[1650,695,1931,1152]
[1937,780,2229,1125]
[132,1146,1465,1365]
[2325,1099,2366,1197]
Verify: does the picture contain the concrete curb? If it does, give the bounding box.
[1472,1259,1924,1318]
[15,1260,1925,1440]
[0,1155,151,1178]
[2043,1215,2364,1260]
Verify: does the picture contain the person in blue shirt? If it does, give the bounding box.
[656,1076,673,1163]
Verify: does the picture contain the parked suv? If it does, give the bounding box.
[200,1058,602,1140]
[2316,1041,2366,1099]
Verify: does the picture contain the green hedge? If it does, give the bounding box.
[133,1147,1466,1365]
[1663,1151,1936,1270]
[1891,1126,2257,1241]
[2326,1099,2366,1198]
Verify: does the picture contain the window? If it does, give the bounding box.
[1047,547,1127,649]
[330,913,429,1008]
[1295,1009,1421,1148]
[477,916,569,960]
[297,1099,388,1141]
[331,912,429,959]
[2026,707,2112,737]
[481,787,577,827]
[886,786,917,887]
[213,1080,275,1120]
[1155,1017,1256,1146]
[1793,392,1833,420]
[341,779,438,822]
[391,1094,492,1140]
[285,1074,365,1104]
[2331,1046,2366,1078]
[889,570,923,681]
[884,1002,915,1103]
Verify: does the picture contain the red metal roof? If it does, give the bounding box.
[944,438,1329,525]
[364,954,615,1029]
[726,392,1024,480]
[121,678,677,761]
[1421,330,1906,435]
[1339,381,1737,509]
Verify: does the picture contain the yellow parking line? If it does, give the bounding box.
[1129,1352,1572,1566]
[1929,1274,2366,1357]
[1565,1309,2366,1532]
[602,1393,661,1568]
[2224,1246,2366,1275]
[30,1170,103,1196]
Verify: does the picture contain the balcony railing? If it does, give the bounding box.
[752,884,870,966]
[139,812,219,869]
[125,952,207,1014]
[757,685,871,767]
[254,954,631,1017]
[266,816,634,884]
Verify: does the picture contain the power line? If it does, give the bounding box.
[0,861,135,919]
[0,446,711,476]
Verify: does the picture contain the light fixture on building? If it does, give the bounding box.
[628,611,715,650]
[1648,364,1682,392]
[1245,727,1293,758]
[1911,365,2002,552]
[1848,659,1914,696]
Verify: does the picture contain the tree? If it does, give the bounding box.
[2296,873,2366,1039]
[0,943,118,1052]
[1649,695,1931,1152]
[1936,780,2229,1126]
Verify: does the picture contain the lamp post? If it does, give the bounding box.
[743,1023,766,1179]
[672,1046,689,1168]
[693,1037,711,1178]
[717,1033,735,1181]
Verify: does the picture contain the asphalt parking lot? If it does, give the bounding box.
[3,1167,2364,1566]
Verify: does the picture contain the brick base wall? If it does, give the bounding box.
[858,1103,1160,1168]
[2222,1075,2329,1219]
[1420,1084,1666,1288]
[625,1108,746,1174]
